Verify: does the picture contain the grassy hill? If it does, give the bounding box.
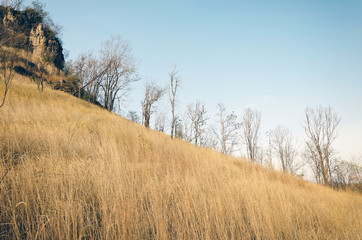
[1,78,361,239]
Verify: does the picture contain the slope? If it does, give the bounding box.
[0,78,361,239]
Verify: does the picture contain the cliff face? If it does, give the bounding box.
[0,5,64,73]
[29,22,64,71]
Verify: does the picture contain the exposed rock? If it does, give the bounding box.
[2,7,16,25]
[0,5,65,75]
[30,23,45,58]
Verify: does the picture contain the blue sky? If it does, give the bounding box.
[25,0,362,162]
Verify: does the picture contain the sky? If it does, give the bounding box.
[23,0,362,164]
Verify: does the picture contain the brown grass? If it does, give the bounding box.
[0,78,361,239]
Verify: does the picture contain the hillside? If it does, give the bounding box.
[0,78,361,239]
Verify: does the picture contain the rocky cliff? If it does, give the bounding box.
[0,5,64,74]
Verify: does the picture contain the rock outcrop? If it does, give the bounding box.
[2,7,16,24]
[0,5,65,74]
[30,23,46,57]
[29,23,63,74]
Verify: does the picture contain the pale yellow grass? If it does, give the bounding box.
[0,78,361,239]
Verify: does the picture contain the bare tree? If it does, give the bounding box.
[0,25,25,108]
[178,113,193,142]
[269,126,300,174]
[36,50,55,91]
[213,103,240,155]
[12,0,23,10]
[79,55,104,104]
[1,0,23,10]
[265,131,274,168]
[100,36,138,111]
[0,47,16,108]
[141,82,165,128]
[187,101,208,146]
[303,106,341,186]
[169,64,181,139]
[0,0,8,6]
[202,127,218,149]
[174,116,185,139]
[70,52,103,103]
[71,37,138,108]
[331,158,362,189]
[154,112,167,133]
[127,110,140,124]
[73,52,92,98]
[241,108,261,164]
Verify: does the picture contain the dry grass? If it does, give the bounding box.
[1,78,361,239]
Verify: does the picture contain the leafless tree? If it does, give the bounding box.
[0,47,16,108]
[36,50,55,91]
[99,36,138,111]
[127,110,140,124]
[241,108,261,164]
[213,103,240,155]
[187,101,209,146]
[202,127,218,149]
[1,0,23,9]
[303,106,341,186]
[154,112,167,133]
[70,52,103,102]
[79,55,104,104]
[73,52,92,98]
[12,0,23,10]
[71,37,138,108]
[141,82,165,128]
[303,146,323,183]
[169,64,181,139]
[174,116,185,139]
[0,25,25,108]
[265,131,274,168]
[331,158,362,189]
[177,113,193,142]
[269,126,300,174]
[0,0,8,6]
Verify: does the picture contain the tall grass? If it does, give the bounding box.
[1,78,361,239]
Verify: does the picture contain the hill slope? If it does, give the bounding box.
[0,79,361,239]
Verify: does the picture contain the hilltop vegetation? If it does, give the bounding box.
[0,3,64,71]
[0,78,361,239]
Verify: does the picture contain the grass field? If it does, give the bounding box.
[1,78,361,239]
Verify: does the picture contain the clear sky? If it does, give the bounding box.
[24,0,362,163]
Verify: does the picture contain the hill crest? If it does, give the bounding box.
[0,5,64,75]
